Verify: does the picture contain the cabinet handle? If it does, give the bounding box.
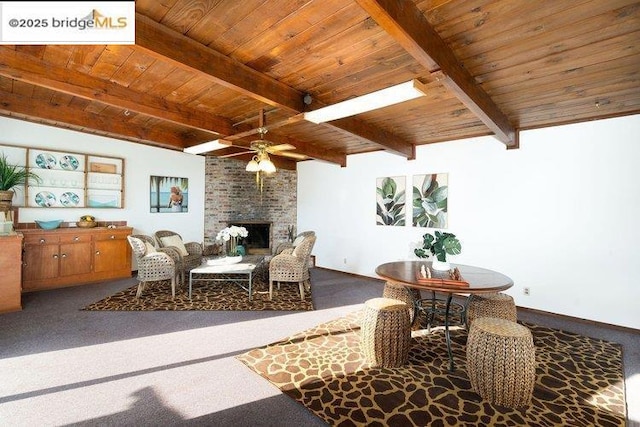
[61,254,67,258]
[74,236,79,241]
[95,251,100,255]
[110,235,115,239]
[53,254,58,259]
[40,239,46,244]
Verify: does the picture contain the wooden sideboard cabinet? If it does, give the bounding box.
[20,226,132,291]
[0,233,23,313]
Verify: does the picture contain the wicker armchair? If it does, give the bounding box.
[131,234,182,286]
[127,236,176,298]
[154,230,203,284]
[273,230,316,255]
[269,234,316,300]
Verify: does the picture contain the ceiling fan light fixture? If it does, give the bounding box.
[303,79,427,124]
[259,158,276,173]
[246,156,260,172]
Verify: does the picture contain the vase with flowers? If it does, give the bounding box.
[414,231,462,271]
[216,225,249,257]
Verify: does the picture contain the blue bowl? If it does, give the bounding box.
[35,219,63,230]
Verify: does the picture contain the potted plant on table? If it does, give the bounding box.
[414,231,462,271]
[0,154,42,215]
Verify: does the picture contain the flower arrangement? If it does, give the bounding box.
[215,225,248,256]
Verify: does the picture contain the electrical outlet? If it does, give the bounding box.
[523,287,530,296]
[343,257,347,264]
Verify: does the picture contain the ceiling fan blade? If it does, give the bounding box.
[266,143,296,152]
[273,151,308,160]
[218,150,254,158]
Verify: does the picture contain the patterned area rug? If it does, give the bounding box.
[82,277,314,311]
[237,311,626,426]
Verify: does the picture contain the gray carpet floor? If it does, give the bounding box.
[0,268,638,426]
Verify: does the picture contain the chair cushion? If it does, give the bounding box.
[292,235,305,247]
[144,241,157,255]
[160,235,189,256]
[292,240,308,257]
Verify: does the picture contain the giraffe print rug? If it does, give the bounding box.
[237,310,626,426]
[82,276,314,311]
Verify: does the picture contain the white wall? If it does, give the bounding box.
[297,115,640,329]
[1,117,206,244]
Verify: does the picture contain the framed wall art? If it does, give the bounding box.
[150,176,188,213]
[376,176,405,226]
[412,173,448,228]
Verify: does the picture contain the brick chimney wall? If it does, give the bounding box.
[204,157,297,252]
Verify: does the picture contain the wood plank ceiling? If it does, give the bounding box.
[0,0,638,170]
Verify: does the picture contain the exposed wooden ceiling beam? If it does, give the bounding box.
[355,0,518,148]
[135,13,306,114]
[0,90,188,149]
[0,46,231,138]
[135,13,415,159]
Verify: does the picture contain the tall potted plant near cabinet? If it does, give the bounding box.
[0,154,41,215]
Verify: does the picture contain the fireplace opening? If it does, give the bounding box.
[229,221,271,254]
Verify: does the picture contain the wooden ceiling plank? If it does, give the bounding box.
[0,46,234,137]
[135,12,306,113]
[449,0,635,62]
[0,89,187,149]
[355,0,517,148]
[476,32,640,88]
[67,46,106,74]
[464,5,640,78]
[485,56,640,98]
[110,49,158,88]
[41,45,75,68]
[185,2,262,49]
[240,0,349,69]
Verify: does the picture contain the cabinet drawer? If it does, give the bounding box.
[59,234,91,244]
[23,234,60,245]
[94,231,129,241]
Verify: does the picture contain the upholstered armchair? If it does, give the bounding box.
[269,233,316,300]
[127,236,176,298]
[154,230,203,284]
[273,230,316,256]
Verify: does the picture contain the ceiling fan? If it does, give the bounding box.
[219,110,307,163]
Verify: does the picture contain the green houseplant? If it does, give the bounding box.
[414,231,462,271]
[0,154,42,213]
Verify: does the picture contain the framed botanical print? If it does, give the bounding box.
[412,173,448,228]
[376,176,406,226]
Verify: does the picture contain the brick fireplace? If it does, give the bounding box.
[204,157,297,253]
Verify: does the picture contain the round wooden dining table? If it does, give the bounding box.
[375,260,514,371]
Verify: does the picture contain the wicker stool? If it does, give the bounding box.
[382,281,421,325]
[467,293,517,326]
[360,297,411,368]
[466,317,536,408]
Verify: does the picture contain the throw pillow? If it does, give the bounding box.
[292,235,305,247]
[292,240,307,257]
[160,235,189,256]
[144,241,157,255]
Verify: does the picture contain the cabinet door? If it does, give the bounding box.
[23,244,60,283]
[59,242,93,277]
[94,237,129,273]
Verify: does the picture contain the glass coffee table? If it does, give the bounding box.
[188,255,265,300]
